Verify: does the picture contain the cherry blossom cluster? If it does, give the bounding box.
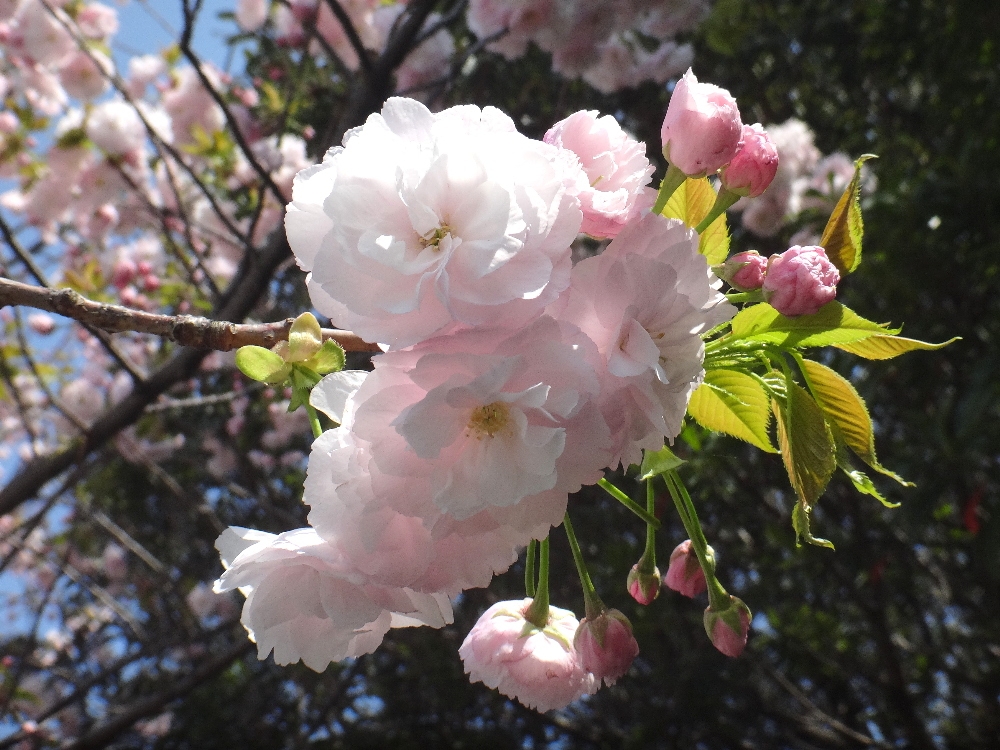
[467,0,706,93]
[734,118,876,241]
[234,0,706,96]
[213,95,737,709]
[235,0,455,96]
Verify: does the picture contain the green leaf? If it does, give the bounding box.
[730,301,898,348]
[662,176,730,264]
[235,346,291,384]
[774,382,836,509]
[308,339,346,375]
[819,154,877,273]
[688,370,777,452]
[287,312,323,362]
[836,442,900,508]
[639,445,686,479]
[791,503,835,549]
[833,334,960,360]
[799,358,913,488]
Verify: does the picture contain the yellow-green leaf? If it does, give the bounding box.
[836,441,899,508]
[774,382,836,509]
[833,334,960,360]
[800,358,912,488]
[688,369,777,453]
[791,503,835,549]
[662,176,730,264]
[287,312,323,362]
[730,301,897,348]
[819,154,876,274]
[235,345,290,384]
[308,339,346,375]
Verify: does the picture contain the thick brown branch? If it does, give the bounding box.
[0,277,379,353]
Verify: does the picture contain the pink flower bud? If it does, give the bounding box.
[0,111,17,134]
[574,608,639,686]
[627,563,661,605]
[27,313,55,335]
[664,540,707,598]
[111,259,137,289]
[718,250,767,291]
[720,124,779,198]
[661,69,743,177]
[762,245,840,317]
[704,595,751,657]
[142,274,160,292]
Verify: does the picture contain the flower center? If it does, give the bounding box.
[467,401,509,438]
[420,224,452,251]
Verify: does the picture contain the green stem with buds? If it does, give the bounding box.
[652,163,688,215]
[598,478,661,529]
[563,512,605,620]
[524,537,551,628]
[664,470,729,610]
[634,479,658,575]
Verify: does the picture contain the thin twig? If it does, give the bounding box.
[0,277,379,352]
[321,0,374,75]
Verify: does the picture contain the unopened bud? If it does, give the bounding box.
[716,250,767,291]
[627,563,661,605]
[720,124,779,198]
[574,608,639,686]
[762,245,840,317]
[664,540,707,598]
[704,595,751,657]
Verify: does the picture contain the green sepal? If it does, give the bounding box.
[235,345,291,384]
[287,366,322,412]
[833,334,960,360]
[307,339,346,375]
[688,369,777,453]
[819,154,876,274]
[730,301,898,349]
[639,445,686,479]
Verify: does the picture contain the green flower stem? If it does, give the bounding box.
[524,539,537,598]
[305,403,324,439]
[636,479,657,575]
[524,537,551,628]
[652,163,688,215]
[563,512,605,620]
[694,187,741,234]
[598,478,661,529]
[664,470,729,610]
[725,291,764,304]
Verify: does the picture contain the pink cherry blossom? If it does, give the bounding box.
[543,110,654,239]
[86,100,145,156]
[236,0,269,32]
[721,123,779,198]
[459,599,597,712]
[58,49,112,101]
[664,539,706,597]
[762,245,840,317]
[660,68,743,177]
[285,97,585,348]
[213,526,453,672]
[574,609,639,686]
[549,212,734,467]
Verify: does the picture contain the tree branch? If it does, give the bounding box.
[0,277,379,353]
